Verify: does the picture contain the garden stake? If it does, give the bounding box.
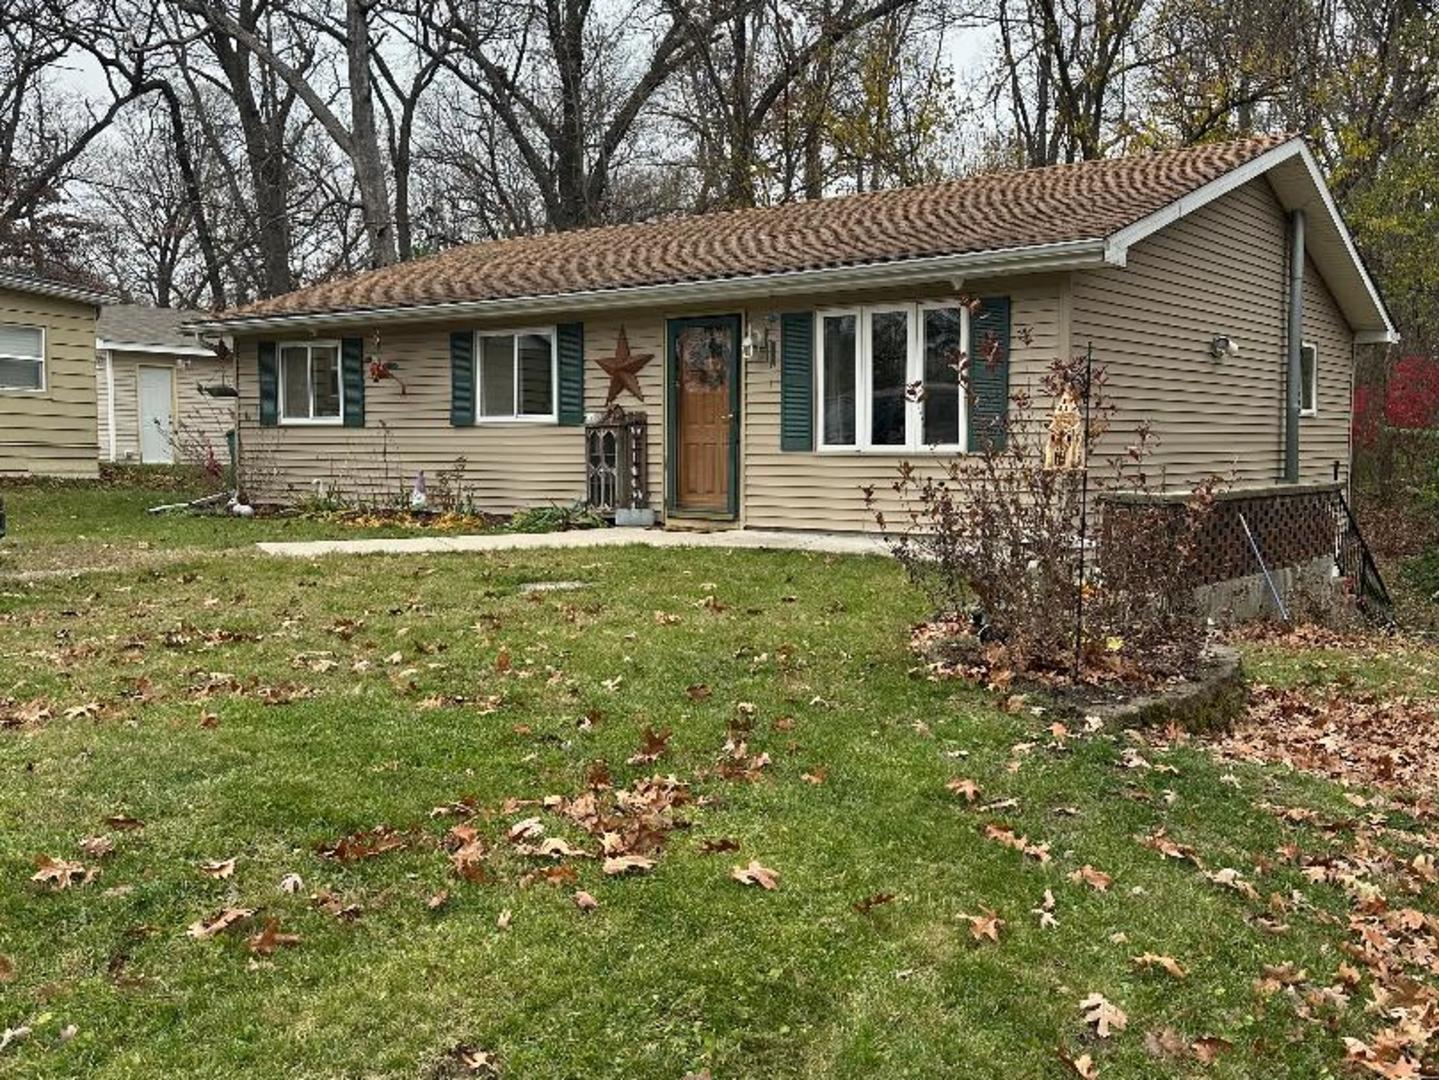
[1073,341,1094,682]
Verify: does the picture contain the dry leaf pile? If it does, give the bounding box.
[1217,685,1439,798]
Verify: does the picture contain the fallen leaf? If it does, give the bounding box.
[0,956,13,983]
[800,768,827,785]
[960,908,1004,943]
[603,855,655,876]
[247,917,301,955]
[1079,992,1127,1038]
[30,855,94,890]
[496,908,512,930]
[853,892,896,914]
[200,858,236,880]
[626,725,672,765]
[573,890,599,912]
[1191,1036,1233,1064]
[699,838,740,855]
[279,873,304,894]
[1144,1026,1186,1059]
[731,860,779,890]
[187,906,254,940]
[1068,865,1112,892]
[1131,952,1188,979]
[427,889,450,911]
[104,814,143,831]
[1059,1047,1099,1078]
[506,817,545,842]
[78,835,114,858]
[946,777,981,803]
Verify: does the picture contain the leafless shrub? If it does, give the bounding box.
[869,354,1219,684]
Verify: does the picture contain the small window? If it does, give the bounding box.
[0,323,44,391]
[816,302,968,451]
[1300,342,1317,416]
[476,329,556,421]
[278,342,342,424]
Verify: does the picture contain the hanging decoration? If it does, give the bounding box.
[594,326,654,404]
[1044,382,1085,471]
[367,328,406,393]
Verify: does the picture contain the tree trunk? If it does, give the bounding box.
[346,0,397,265]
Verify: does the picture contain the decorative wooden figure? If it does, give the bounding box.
[1044,383,1085,471]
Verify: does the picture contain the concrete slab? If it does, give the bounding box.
[255,528,889,560]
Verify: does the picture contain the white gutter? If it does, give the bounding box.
[186,238,1109,335]
[97,337,216,357]
[0,271,113,308]
[104,348,116,462]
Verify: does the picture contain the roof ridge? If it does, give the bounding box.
[208,133,1300,324]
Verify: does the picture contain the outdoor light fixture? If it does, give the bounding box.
[1210,336,1241,359]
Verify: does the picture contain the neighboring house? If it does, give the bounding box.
[0,270,110,478]
[95,305,234,466]
[189,135,1394,538]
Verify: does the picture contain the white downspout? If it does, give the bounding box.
[104,348,117,462]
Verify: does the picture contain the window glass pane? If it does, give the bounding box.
[821,314,856,445]
[517,333,553,416]
[281,346,310,418]
[0,324,42,358]
[870,309,909,446]
[1300,345,1316,412]
[479,335,515,417]
[311,345,340,418]
[923,307,963,446]
[0,356,42,389]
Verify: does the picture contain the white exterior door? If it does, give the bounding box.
[138,366,175,464]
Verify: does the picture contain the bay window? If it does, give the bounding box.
[279,341,341,423]
[817,302,969,451]
[477,329,556,421]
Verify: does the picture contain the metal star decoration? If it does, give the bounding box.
[595,326,654,404]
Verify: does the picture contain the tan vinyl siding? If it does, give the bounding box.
[97,350,235,463]
[235,318,666,512]
[0,289,98,478]
[1070,176,1355,489]
[742,277,1065,532]
[1300,258,1354,483]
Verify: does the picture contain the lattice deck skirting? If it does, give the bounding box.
[1100,482,1343,587]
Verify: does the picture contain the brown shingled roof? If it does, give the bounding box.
[221,135,1289,321]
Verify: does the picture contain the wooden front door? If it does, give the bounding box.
[668,315,741,517]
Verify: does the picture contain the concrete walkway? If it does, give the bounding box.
[256,527,890,560]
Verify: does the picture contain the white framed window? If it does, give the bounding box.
[475,328,557,422]
[0,323,45,392]
[1299,342,1318,416]
[816,302,969,452]
[278,340,342,424]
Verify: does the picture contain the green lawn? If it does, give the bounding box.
[0,481,502,577]
[1,480,1436,1077]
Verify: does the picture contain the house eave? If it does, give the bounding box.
[184,239,1109,335]
[0,271,113,308]
[96,337,217,357]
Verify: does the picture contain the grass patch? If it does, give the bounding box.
[0,504,1436,1077]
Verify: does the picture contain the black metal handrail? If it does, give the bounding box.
[1335,489,1396,625]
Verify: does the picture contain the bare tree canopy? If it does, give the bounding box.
[0,0,1434,345]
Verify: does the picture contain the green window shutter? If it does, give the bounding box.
[341,336,365,427]
[968,296,1011,452]
[556,321,584,425]
[450,331,474,426]
[257,340,278,427]
[779,312,814,451]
